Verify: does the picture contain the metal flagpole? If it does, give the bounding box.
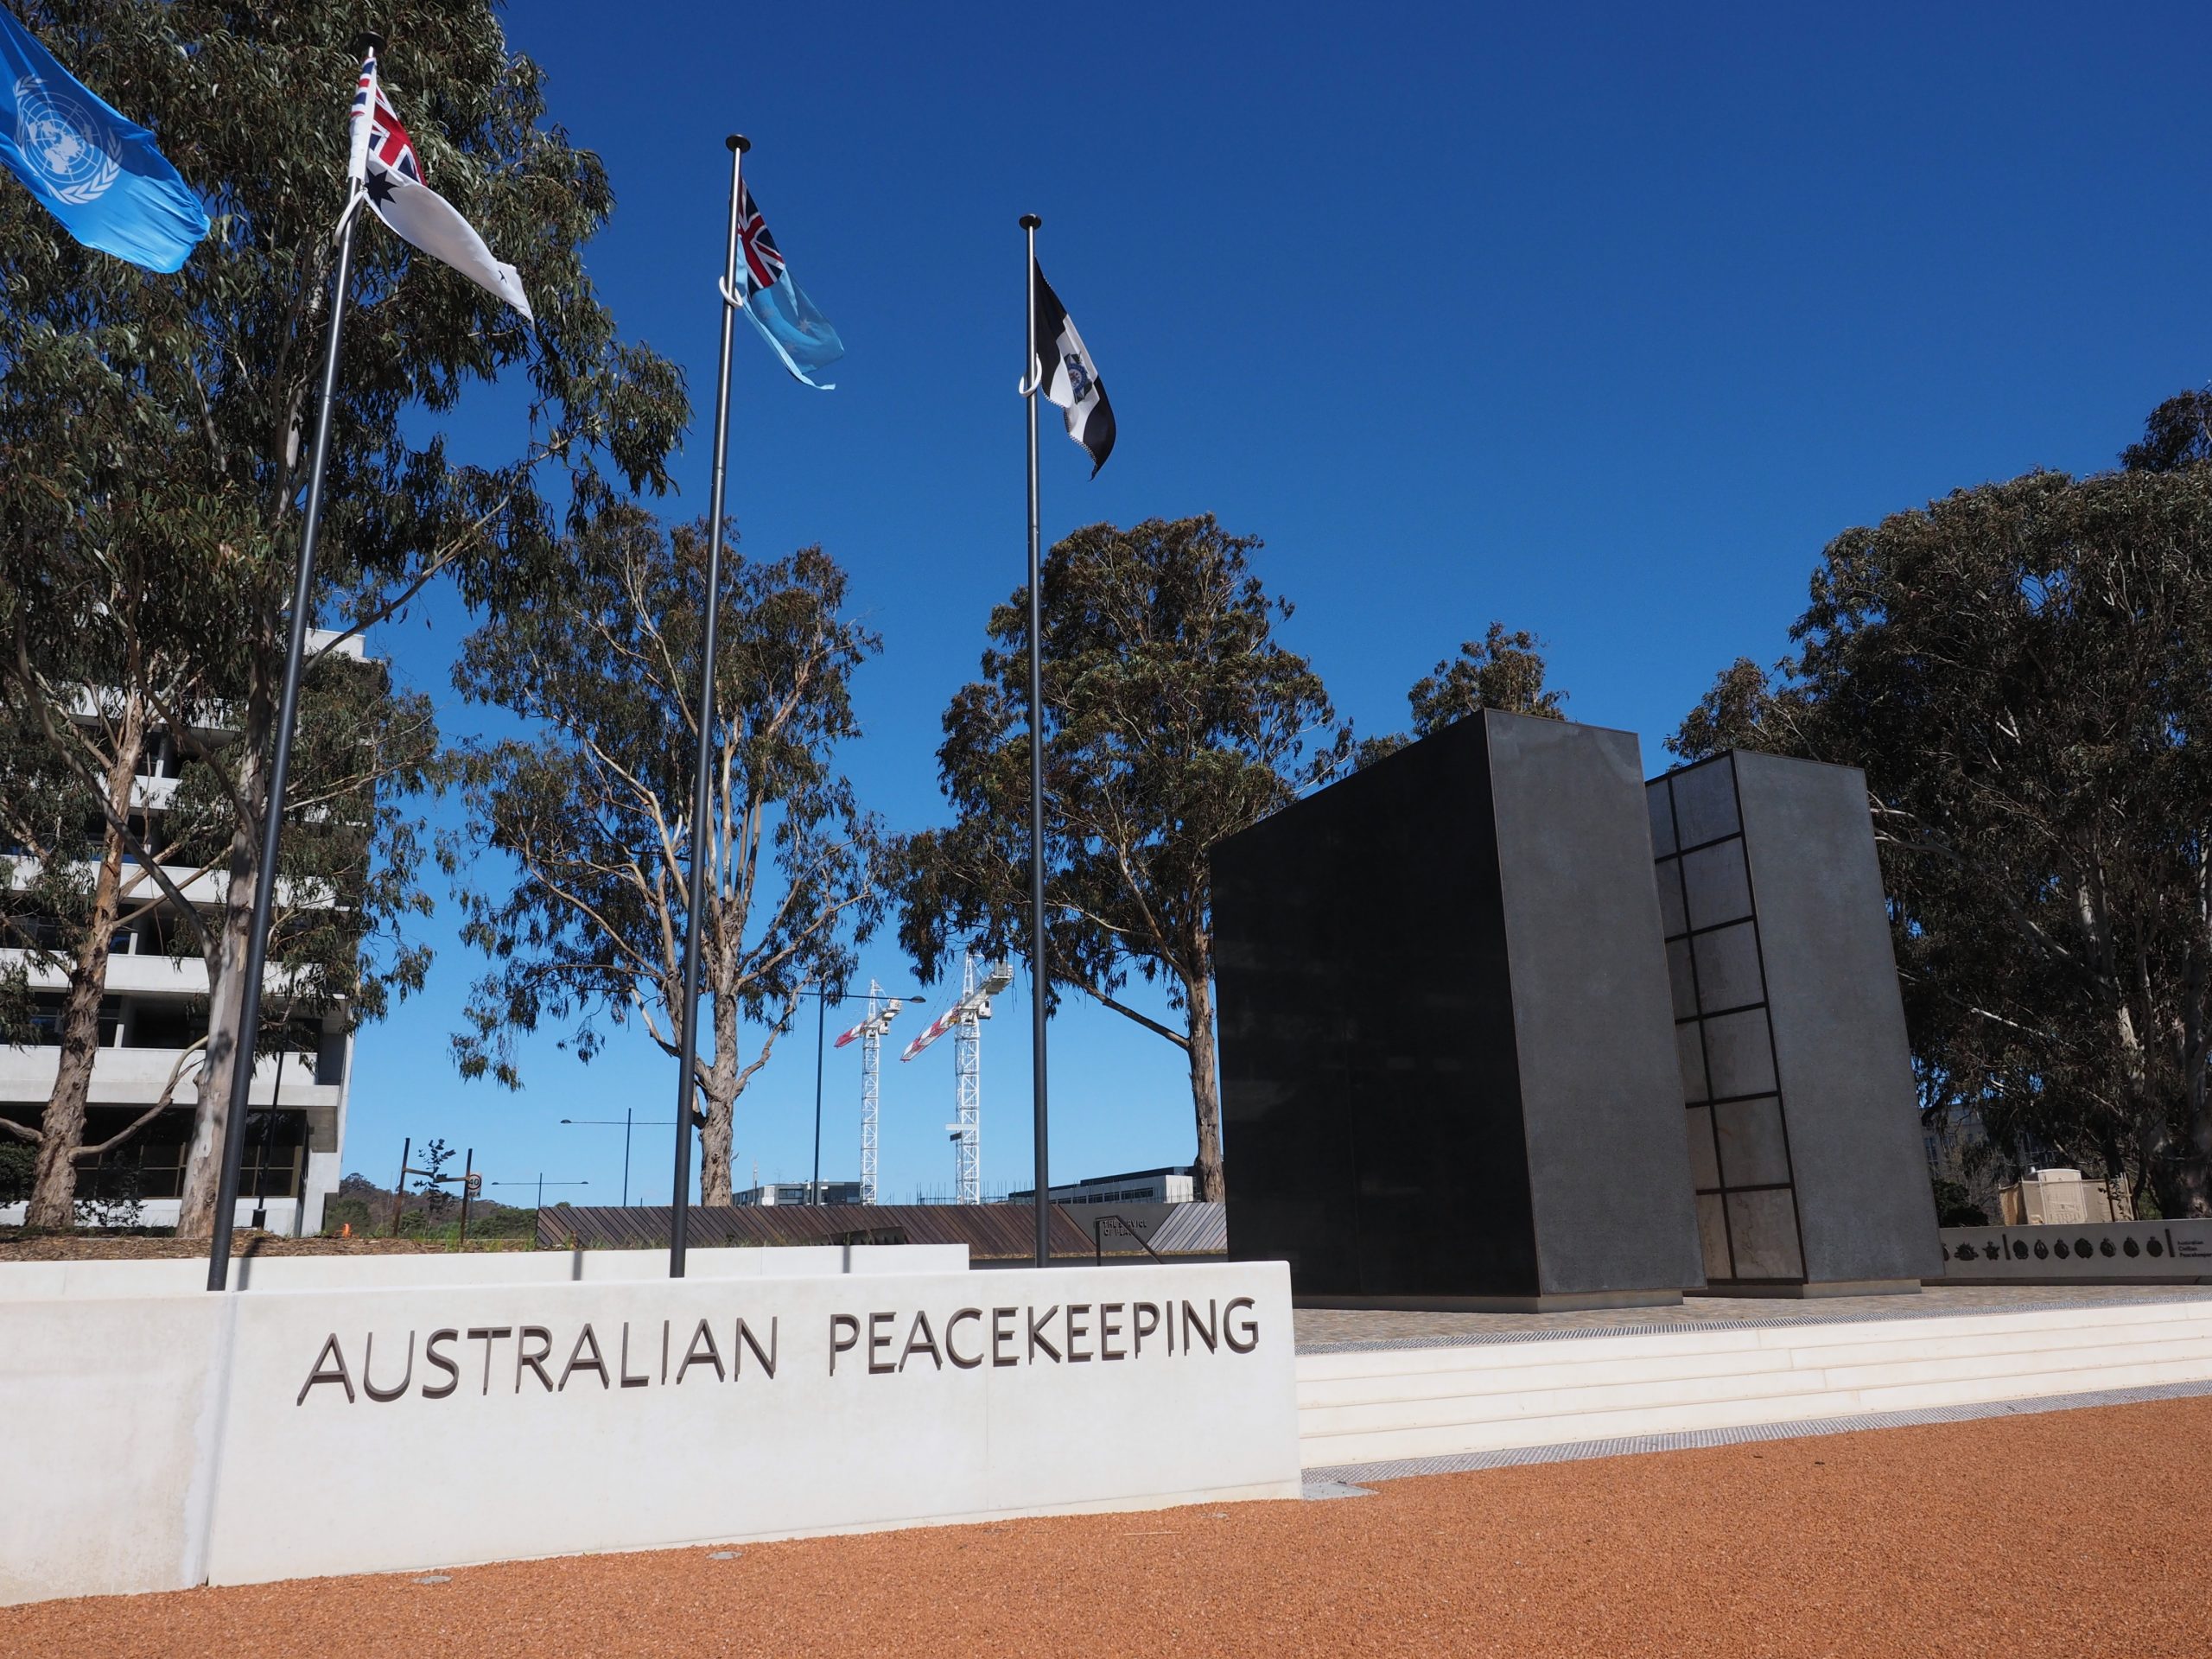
[669,134,749,1279]
[205,153,373,1291]
[810,983,829,1203]
[1020,213,1050,1269]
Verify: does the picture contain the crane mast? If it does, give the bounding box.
[899,946,1013,1205]
[834,980,910,1206]
[859,981,883,1205]
[952,954,982,1205]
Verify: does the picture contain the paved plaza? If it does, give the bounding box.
[1293,1281,2212,1350]
[6,1391,2206,1658]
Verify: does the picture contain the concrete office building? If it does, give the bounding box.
[1,632,367,1235]
[734,1180,863,1206]
[1007,1166,1198,1205]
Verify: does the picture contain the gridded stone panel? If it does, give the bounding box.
[1649,754,1806,1285]
[1650,749,1942,1293]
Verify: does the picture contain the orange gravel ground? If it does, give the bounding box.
[9,1395,2210,1659]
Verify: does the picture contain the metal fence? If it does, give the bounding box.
[533,1200,1228,1260]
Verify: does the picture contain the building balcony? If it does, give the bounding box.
[7,861,345,913]
[0,949,321,1001]
[0,1044,341,1109]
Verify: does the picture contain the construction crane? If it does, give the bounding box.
[900,950,1013,1205]
[832,980,909,1205]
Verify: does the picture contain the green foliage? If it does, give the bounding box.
[1671,415,2212,1217]
[0,1141,33,1206]
[0,714,87,1046]
[3,3,687,676]
[157,650,446,1033]
[461,1204,538,1241]
[899,515,1348,1199]
[2122,391,2212,475]
[1667,656,1790,765]
[1930,1178,1987,1229]
[1357,621,1567,767]
[1411,621,1567,731]
[0,2,688,1230]
[414,1136,456,1222]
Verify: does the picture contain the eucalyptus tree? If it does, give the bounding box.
[1355,620,1568,767]
[0,3,685,1233]
[452,509,888,1205]
[898,515,1349,1202]
[0,554,205,1228]
[0,520,440,1228]
[1670,446,2212,1216]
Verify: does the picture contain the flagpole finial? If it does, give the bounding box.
[1020,213,1041,230]
[728,135,750,154]
[353,31,385,54]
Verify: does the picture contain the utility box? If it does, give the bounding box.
[1649,750,1940,1295]
[1213,711,1704,1311]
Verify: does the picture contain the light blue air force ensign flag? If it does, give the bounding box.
[0,10,209,273]
[722,181,843,390]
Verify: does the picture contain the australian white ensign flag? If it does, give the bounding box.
[1031,263,1115,474]
[346,50,532,321]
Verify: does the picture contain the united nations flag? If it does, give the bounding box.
[0,8,209,272]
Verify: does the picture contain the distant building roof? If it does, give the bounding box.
[1007,1166,1194,1201]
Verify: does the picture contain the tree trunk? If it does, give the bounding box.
[2170,1091,2212,1218]
[2185,1085,2212,1218]
[1186,970,1226,1205]
[2159,1154,2210,1219]
[175,855,256,1237]
[2178,905,2212,1218]
[696,985,739,1206]
[23,697,147,1230]
[175,727,267,1240]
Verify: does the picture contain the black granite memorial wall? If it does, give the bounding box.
[1648,750,1940,1294]
[1213,710,1705,1310]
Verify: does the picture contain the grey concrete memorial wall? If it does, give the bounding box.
[1213,710,1705,1310]
[1648,750,1941,1294]
[1936,1219,2212,1285]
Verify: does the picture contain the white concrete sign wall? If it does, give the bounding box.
[0,1259,1299,1604]
[0,1243,970,1301]
[1,1293,232,1605]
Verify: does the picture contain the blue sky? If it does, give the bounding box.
[353,0,2212,1206]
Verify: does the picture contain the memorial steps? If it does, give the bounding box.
[1294,1295,2212,1475]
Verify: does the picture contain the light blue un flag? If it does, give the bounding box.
[728,181,843,390]
[0,10,209,273]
